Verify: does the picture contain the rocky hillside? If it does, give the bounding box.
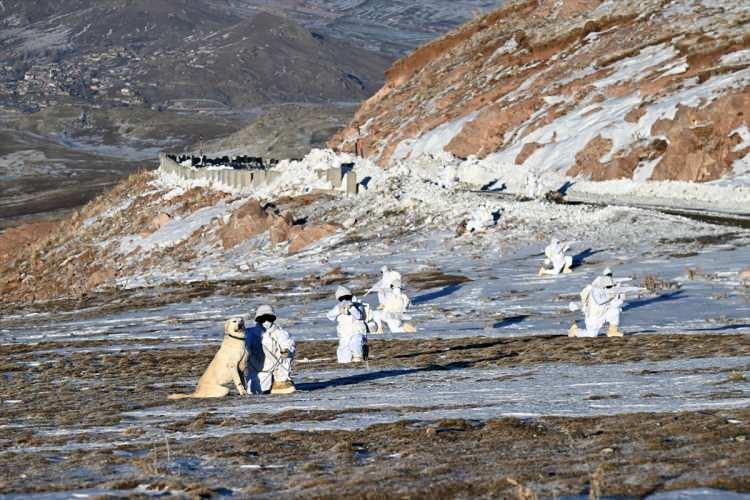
[331,0,750,183]
[0,168,342,309]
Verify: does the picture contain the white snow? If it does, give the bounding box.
[7,356,745,447]
[392,112,478,162]
[489,36,518,62]
[118,200,241,255]
[731,125,750,153]
[382,61,749,192]
[659,60,688,77]
[592,43,678,90]
[480,66,750,181]
[721,48,750,66]
[82,198,133,228]
[632,154,663,182]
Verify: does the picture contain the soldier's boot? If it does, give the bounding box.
[568,324,579,338]
[606,324,624,337]
[270,379,296,395]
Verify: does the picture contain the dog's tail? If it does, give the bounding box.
[167,393,193,400]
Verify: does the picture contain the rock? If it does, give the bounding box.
[139,212,172,238]
[455,219,468,237]
[650,93,750,182]
[219,200,270,249]
[0,220,60,262]
[268,212,295,245]
[150,212,172,231]
[86,267,115,289]
[545,191,566,204]
[515,142,544,165]
[320,266,346,285]
[343,217,358,229]
[287,223,340,254]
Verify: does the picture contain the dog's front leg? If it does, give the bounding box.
[233,363,247,396]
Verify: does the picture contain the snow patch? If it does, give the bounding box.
[483,66,750,178]
[118,200,242,255]
[721,48,750,66]
[392,112,479,162]
[593,43,678,89]
[731,125,750,153]
[489,37,518,62]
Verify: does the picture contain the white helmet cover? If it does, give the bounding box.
[593,276,615,288]
[254,304,276,320]
[336,285,353,300]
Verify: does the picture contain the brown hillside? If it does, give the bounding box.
[330,0,750,183]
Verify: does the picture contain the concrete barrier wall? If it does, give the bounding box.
[158,153,358,195]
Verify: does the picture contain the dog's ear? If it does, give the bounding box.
[223,319,232,335]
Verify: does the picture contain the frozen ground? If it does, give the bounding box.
[1,355,747,453]
[0,329,748,497]
[131,356,750,436]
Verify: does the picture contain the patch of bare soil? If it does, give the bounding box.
[298,333,750,371]
[0,265,379,321]
[130,409,750,497]
[1,333,748,496]
[403,270,473,291]
[1,407,748,497]
[0,274,307,321]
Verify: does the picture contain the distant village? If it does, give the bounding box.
[0,44,217,113]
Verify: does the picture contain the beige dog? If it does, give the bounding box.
[168,318,248,399]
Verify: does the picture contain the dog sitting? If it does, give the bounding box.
[168,318,248,399]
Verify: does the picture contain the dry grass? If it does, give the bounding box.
[589,464,605,499]
[507,478,538,500]
[727,371,747,383]
[132,435,172,476]
[643,274,677,292]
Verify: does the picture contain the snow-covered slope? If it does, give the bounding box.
[330,0,750,185]
[2,147,749,315]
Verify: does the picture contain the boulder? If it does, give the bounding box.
[287,223,340,254]
[0,220,60,261]
[139,212,172,238]
[86,267,115,289]
[269,212,295,245]
[219,200,270,249]
[150,212,172,231]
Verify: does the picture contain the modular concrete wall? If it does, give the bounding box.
[159,153,358,195]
